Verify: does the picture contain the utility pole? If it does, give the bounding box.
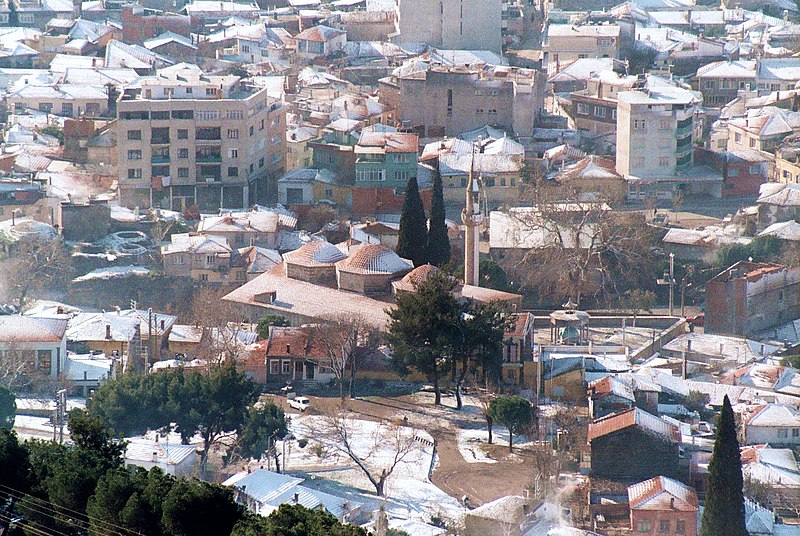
[669,252,674,317]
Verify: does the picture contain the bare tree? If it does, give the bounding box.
[1,235,70,310]
[504,182,660,305]
[189,287,252,369]
[319,412,418,497]
[311,313,381,402]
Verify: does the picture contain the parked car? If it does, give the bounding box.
[287,396,311,411]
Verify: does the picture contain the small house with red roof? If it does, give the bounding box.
[0,315,68,379]
[295,25,346,59]
[243,326,333,385]
[587,408,684,482]
[627,476,698,536]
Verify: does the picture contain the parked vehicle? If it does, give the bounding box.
[287,396,311,411]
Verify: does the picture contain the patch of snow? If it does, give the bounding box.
[73,265,151,282]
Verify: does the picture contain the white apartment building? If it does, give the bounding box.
[616,79,702,200]
[117,65,286,211]
[395,0,502,54]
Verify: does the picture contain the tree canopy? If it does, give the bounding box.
[700,395,747,536]
[396,176,428,267]
[488,396,533,452]
[425,162,451,267]
[0,386,15,428]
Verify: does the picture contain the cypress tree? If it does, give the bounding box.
[396,176,428,267]
[425,161,451,267]
[700,395,747,536]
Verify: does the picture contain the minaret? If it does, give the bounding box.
[461,148,482,286]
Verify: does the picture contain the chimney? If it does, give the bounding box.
[160,319,165,330]
[293,492,299,504]
[105,324,112,339]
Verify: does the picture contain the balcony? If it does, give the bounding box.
[151,155,170,164]
[196,155,222,163]
[151,138,170,145]
[676,124,693,138]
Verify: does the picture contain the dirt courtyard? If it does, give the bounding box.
[277,390,545,507]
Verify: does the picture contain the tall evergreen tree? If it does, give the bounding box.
[396,176,428,267]
[700,395,747,536]
[425,162,451,266]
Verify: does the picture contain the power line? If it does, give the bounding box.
[0,485,129,536]
[0,491,99,536]
[0,510,62,536]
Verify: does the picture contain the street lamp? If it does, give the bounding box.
[657,253,675,317]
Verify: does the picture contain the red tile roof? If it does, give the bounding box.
[265,326,327,359]
[336,244,412,275]
[283,240,346,267]
[505,312,532,338]
[588,408,681,443]
[627,476,698,512]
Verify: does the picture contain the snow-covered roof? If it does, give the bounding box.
[162,233,231,255]
[335,243,411,275]
[283,239,346,267]
[125,438,197,466]
[746,404,800,427]
[757,183,800,207]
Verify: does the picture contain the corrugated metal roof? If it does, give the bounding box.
[588,408,681,442]
[627,476,698,511]
[0,315,67,343]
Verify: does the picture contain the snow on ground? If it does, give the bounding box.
[286,415,465,524]
[13,415,64,441]
[457,425,534,464]
[73,265,151,282]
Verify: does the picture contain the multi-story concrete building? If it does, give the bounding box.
[615,79,703,199]
[395,0,502,54]
[387,64,546,138]
[705,261,800,337]
[543,24,621,76]
[354,131,418,189]
[116,65,286,211]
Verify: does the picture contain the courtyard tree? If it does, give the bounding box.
[504,183,661,306]
[396,176,428,267]
[226,401,288,465]
[386,271,458,405]
[1,235,71,310]
[256,314,290,338]
[448,302,508,410]
[700,395,747,536]
[488,396,533,452]
[425,162,451,267]
[189,287,252,367]
[311,313,381,402]
[319,412,418,497]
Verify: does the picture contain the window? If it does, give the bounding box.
[178,148,189,158]
[735,132,742,143]
[186,87,192,94]
[660,119,670,130]
[637,519,652,532]
[128,149,142,160]
[633,119,646,130]
[269,360,280,375]
[152,111,170,120]
[259,119,265,130]
[394,170,410,182]
[196,111,218,121]
[778,429,788,438]
[500,178,506,186]
[241,44,250,53]
[356,169,385,182]
[704,80,714,89]
[174,255,185,265]
[676,520,686,534]
[178,129,189,140]
[749,164,762,175]
[152,165,169,176]
[37,350,51,372]
[206,255,215,264]
[750,138,756,148]
[200,273,208,282]
[484,178,495,187]
[178,167,189,178]
[229,148,239,158]
[228,129,239,139]
[206,88,217,96]
[282,360,292,374]
[259,157,264,168]
[576,103,589,114]
[611,109,617,120]
[151,127,170,143]
[659,156,669,166]
[195,127,221,140]
[659,520,670,533]
[127,129,142,140]
[228,167,239,177]
[272,116,281,127]
[61,103,73,116]
[325,188,333,197]
[510,178,516,186]
[127,168,142,179]
[227,110,244,119]
[249,126,254,136]
[19,13,34,24]
[793,428,799,437]
[593,106,606,117]
[271,152,281,164]
[171,110,193,119]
